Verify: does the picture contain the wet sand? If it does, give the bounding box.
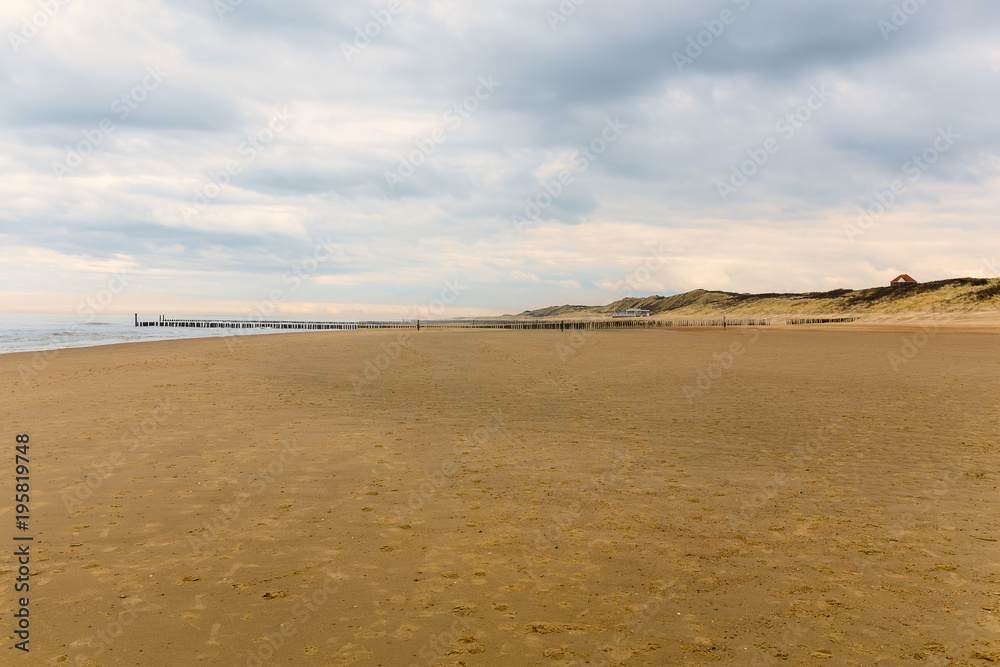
[2,326,999,665]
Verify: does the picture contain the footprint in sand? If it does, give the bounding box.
[525,623,563,634]
[457,635,486,654]
[972,651,1000,662]
[354,623,386,640]
[451,604,475,617]
[391,625,418,640]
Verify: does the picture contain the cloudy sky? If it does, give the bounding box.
[1,0,998,318]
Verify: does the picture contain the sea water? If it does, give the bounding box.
[0,313,324,355]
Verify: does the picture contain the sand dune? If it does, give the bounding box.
[511,278,1000,321]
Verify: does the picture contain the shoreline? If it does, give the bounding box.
[3,311,997,358]
[0,325,346,357]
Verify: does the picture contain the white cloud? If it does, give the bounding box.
[1,0,999,315]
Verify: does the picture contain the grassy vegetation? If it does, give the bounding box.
[509,278,1000,318]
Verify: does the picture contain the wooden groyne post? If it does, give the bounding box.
[135,315,773,331]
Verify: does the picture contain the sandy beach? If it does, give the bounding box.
[2,325,999,666]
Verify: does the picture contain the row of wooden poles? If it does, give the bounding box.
[135,315,773,331]
[786,317,860,325]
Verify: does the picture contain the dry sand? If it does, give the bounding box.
[2,325,999,666]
